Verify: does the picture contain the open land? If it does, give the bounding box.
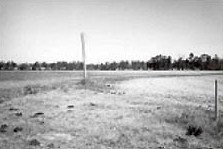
[0,71,223,149]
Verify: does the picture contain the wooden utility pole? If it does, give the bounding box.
[81,33,87,80]
[215,80,219,122]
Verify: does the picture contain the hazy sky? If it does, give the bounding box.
[0,0,223,63]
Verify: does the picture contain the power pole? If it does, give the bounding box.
[81,33,87,80]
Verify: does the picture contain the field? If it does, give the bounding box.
[0,71,223,149]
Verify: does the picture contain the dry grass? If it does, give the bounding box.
[0,71,223,149]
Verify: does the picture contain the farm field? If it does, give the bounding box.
[0,71,223,149]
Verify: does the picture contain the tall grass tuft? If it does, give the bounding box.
[165,108,223,139]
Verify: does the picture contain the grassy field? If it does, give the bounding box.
[0,71,223,149]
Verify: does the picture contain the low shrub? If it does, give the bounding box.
[166,108,223,138]
[23,85,41,95]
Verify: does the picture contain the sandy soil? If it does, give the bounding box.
[0,72,223,149]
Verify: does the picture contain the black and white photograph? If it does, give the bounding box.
[0,0,223,148]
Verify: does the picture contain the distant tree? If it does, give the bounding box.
[110,62,118,70]
[56,62,62,70]
[49,63,57,70]
[2,61,17,70]
[209,54,220,70]
[75,61,83,70]
[99,63,104,70]
[200,54,211,70]
[119,61,127,70]
[141,61,148,70]
[4,61,10,70]
[67,62,75,70]
[61,61,68,70]
[193,56,201,69]
[177,57,183,70]
[19,63,30,70]
[214,54,220,69]
[86,64,94,70]
[94,64,100,70]
[132,61,141,70]
[0,61,4,70]
[167,56,172,70]
[188,53,194,70]
[32,62,41,70]
[220,59,223,70]
[185,58,189,69]
[189,52,194,61]
[1,52,223,71]
[11,61,17,69]
[148,55,172,70]
[41,62,48,69]
[105,62,111,70]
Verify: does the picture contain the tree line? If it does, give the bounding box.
[0,53,223,71]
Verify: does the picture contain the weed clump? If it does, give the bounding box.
[0,99,4,104]
[173,136,189,148]
[186,125,203,136]
[15,112,22,117]
[9,107,19,111]
[89,102,97,107]
[166,109,223,139]
[23,84,55,95]
[47,143,55,148]
[67,105,74,109]
[31,112,44,118]
[23,85,40,95]
[0,124,8,133]
[78,78,107,92]
[13,127,23,133]
[29,139,41,146]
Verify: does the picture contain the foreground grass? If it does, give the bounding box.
[0,71,223,148]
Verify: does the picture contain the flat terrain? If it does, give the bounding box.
[0,71,223,149]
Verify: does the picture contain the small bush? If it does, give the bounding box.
[166,109,223,139]
[31,112,44,118]
[23,85,40,95]
[213,119,223,137]
[77,78,116,94]
[0,124,8,133]
[23,84,56,95]
[186,125,203,136]
[0,99,4,104]
[13,127,23,133]
[77,79,103,90]
[29,139,40,146]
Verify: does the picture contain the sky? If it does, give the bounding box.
[0,0,223,63]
